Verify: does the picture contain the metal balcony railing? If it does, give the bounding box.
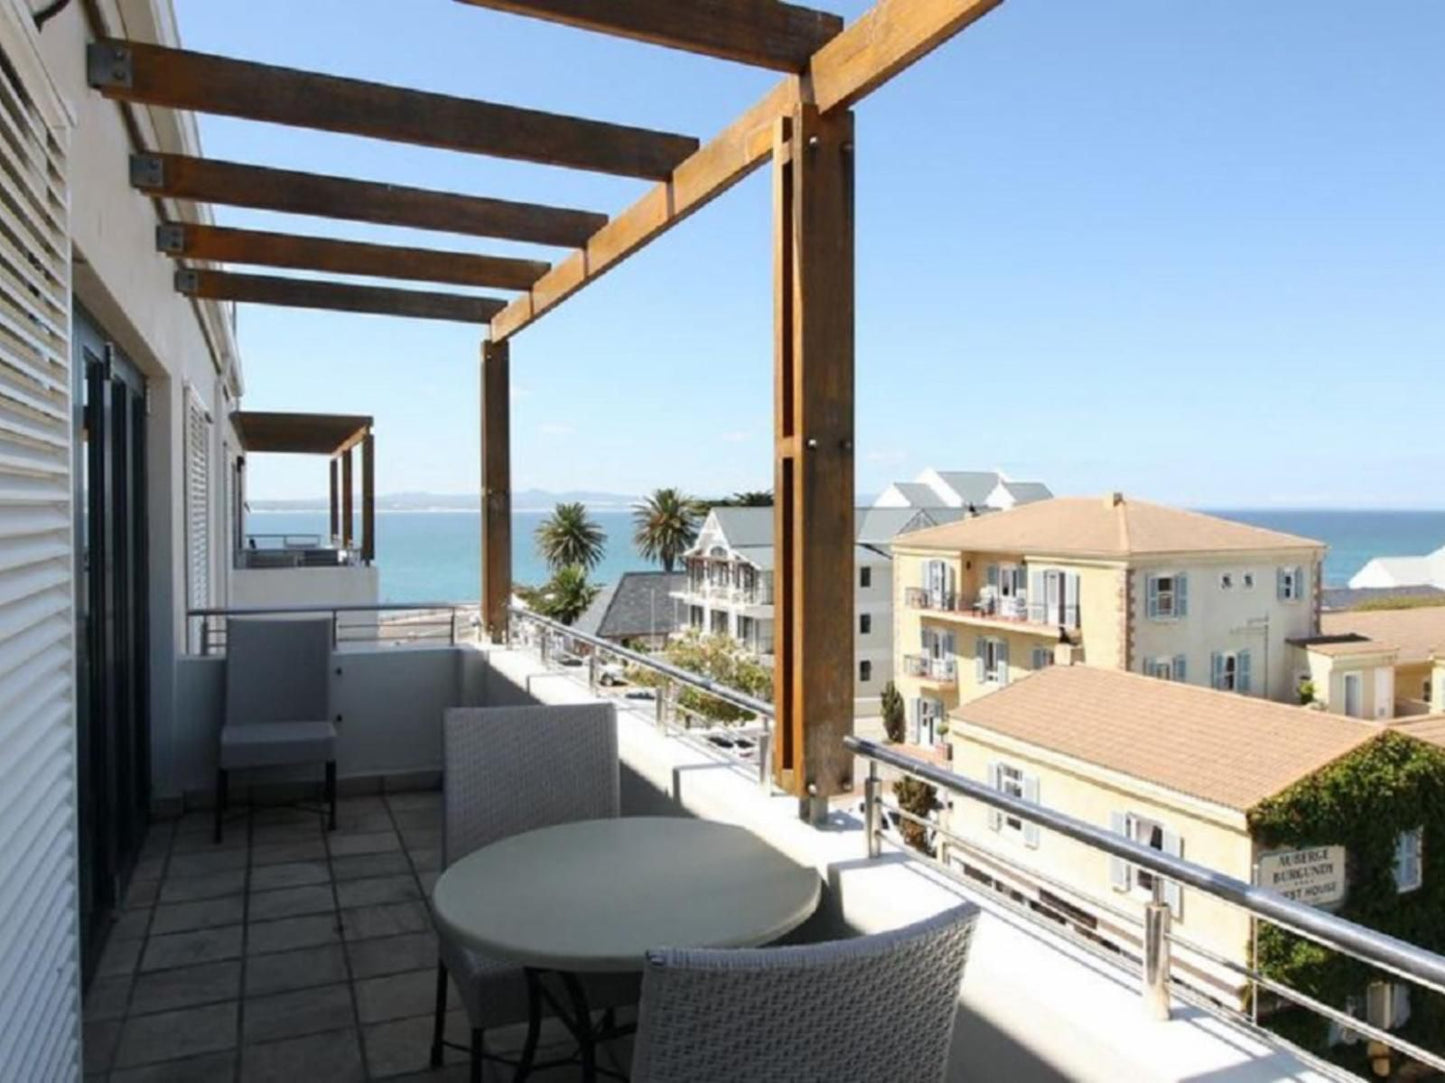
[848,735,1445,1074]
[508,605,773,792]
[903,654,957,681]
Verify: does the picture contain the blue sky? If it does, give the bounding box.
[174,1,1445,508]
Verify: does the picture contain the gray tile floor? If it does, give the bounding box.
[84,792,629,1081]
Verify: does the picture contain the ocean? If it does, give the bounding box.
[246,507,1445,603]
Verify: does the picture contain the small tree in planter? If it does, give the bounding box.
[881,681,906,743]
[894,777,938,857]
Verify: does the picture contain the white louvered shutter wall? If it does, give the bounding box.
[185,388,211,611]
[0,7,77,1081]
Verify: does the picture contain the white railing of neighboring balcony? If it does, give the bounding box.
[847,734,1445,1075]
[186,602,478,655]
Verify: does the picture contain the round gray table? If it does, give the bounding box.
[432,816,821,973]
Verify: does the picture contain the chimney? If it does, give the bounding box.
[1105,491,1124,508]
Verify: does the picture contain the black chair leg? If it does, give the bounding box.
[213,768,227,844]
[429,960,448,1068]
[470,1028,484,1083]
[325,760,337,830]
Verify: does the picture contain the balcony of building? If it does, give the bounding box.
[79,604,1445,1081]
[903,652,959,684]
[231,412,381,611]
[905,585,1080,640]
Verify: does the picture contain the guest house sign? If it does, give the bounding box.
[1257,846,1347,908]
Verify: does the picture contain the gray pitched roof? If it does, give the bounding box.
[574,571,685,640]
[709,506,962,556]
[886,482,944,507]
[709,507,774,548]
[932,471,1003,506]
[997,480,1053,504]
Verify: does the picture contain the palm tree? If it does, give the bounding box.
[535,502,605,574]
[716,490,773,507]
[533,565,599,625]
[633,488,704,572]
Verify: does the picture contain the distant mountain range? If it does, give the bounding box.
[249,489,643,512]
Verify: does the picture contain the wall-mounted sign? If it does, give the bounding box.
[1257,846,1347,909]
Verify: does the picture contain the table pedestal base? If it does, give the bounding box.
[514,968,633,1082]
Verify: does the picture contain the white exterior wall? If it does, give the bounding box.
[232,566,381,611]
[855,551,892,712]
[1129,552,1321,703]
[37,0,240,802]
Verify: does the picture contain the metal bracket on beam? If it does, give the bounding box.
[130,154,164,190]
[174,269,199,295]
[155,223,185,254]
[86,42,133,90]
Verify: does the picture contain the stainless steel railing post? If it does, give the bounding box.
[655,682,668,730]
[1142,878,1172,1021]
[864,760,881,859]
[587,652,598,692]
[757,729,771,791]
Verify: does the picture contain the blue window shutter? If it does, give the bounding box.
[1295,565,1305,599]
[987,564,999,588]
[1211,651,1224,690]
[1173,654,1187,682]
[1238,650,1252,694]
[1065,573,1081,628]
[1146,575,1159,619]
[943,632,956,660]
[1028,567,1045,623]
[997,639,1010,685]
[1276,566,1286,599]
[975,637,986,683]
[1176,573,1188,617]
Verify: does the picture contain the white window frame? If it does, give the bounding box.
[860,566,871,589]
[859,659,872,684]
[982,637,1006,684]
[1146,657,1173,680]
[859,612,871,636]
[1216,651,1240,692]
[1150,574,1178,620]
[1394,827,1423,894]
[988,761,1040,848]
[1111,812,1183,917]
[1280,566,1303,601]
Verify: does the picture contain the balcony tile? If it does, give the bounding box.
[82,1019,122,1075]
[125,878,161,909]
[345,932,437,980]
[130,960,242,1016]
[248,884,337,923]
[249,861,330,892]
[83,974,131,1022]
[113,1001,237,1069]
[353,967,443,1024]
[247,914,342,956]
[140,925,243,972]
[110,906,153,941]
[95,934,143,979]
[110,1051,237,1083]
[167,847,249,878]
[251,838,328,866]
[243,982,353,1044]
[381,792,439,814]
[406,847,441,873]
[150,895,245,936]
[328,831,402,857]
[244,944,350,998]
[239,1027,364,1083]
[340,901,429,941]
[361,1011,469,1078]
[335,875,420,910]
[158,869,246,905]
[331,851,411,882]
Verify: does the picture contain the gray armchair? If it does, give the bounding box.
[216,617,337,843]
[629,903,980,1083]
[431,703,640,1081]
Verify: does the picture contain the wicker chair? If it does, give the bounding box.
[431,703,640,1081]
[216,617,337,843]
[629,903,979,1083]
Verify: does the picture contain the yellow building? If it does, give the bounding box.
[944,666,1392,1004]
[1290,606,1445,717]
[891,494,1326,744]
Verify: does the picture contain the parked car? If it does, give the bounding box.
[624,688,657,701]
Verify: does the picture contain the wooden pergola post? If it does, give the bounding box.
[772,103,856,818]
[340,446,354,549]
[480,339,512,642]
[329,456,339,543]
[361,431,375,565]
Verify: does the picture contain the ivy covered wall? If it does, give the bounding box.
[1247,731,1445,1062]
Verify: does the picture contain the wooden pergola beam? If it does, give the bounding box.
[176,269,506,324]
[455,0,842,71]
[490,0,1003,341]
[480,340,512,642]
[158,223,548,292]
[132,154,607,248]
[90,40,699,180]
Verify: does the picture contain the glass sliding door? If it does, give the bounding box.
[74,305,150,985]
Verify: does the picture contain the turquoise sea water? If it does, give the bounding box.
[247,508,1445,603]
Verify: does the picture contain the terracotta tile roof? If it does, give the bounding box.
[953,666,1379,812]
[1390,714,1445,750]
[1320,607,1445,665]
[896,494,1324,559]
